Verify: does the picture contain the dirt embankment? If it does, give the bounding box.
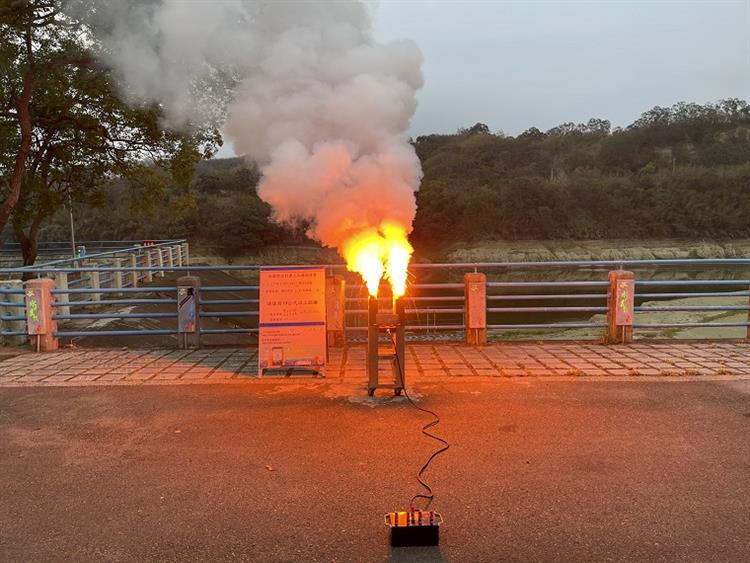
[448,239,750,263]
[190,238,750,266]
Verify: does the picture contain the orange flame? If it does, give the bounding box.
[342,222,413,298]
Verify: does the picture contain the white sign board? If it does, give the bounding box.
[258,267,327,375]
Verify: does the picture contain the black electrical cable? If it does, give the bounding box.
[389,330,450,511]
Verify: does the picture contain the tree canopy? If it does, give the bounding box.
[0,0,220,264]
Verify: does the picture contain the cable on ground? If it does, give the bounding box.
[389,330,450,510]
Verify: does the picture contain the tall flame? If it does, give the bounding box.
[342,222,413,298]
[383,223,411,298]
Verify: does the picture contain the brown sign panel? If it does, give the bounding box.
[465,274,486,329]
[615,279,635,326]
[25,288,45,335]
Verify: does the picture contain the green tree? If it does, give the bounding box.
[1,1,220,264]
[197,192,283,259]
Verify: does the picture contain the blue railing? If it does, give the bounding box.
[0,256,748,344]
[0,239,186,270]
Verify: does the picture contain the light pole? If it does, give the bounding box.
[67,190,76,258]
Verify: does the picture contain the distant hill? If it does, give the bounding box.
[411,99,750,248]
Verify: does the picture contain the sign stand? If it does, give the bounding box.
[258,266,327,377]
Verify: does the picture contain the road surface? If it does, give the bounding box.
[1,379,748,562]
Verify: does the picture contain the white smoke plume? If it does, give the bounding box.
[70,0,423,257]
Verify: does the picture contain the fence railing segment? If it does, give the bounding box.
[0,255,748,347]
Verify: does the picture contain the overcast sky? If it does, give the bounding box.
[373,0,750,136]
[217,0,749,156]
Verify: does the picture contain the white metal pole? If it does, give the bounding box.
[68,191,76,258]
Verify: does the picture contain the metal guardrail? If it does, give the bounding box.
[0,239,181,250]
[21,239,186,270]
[0,239,186,270]
[0,240,188,340]
[0,256,748,344]
[0,241,183,260]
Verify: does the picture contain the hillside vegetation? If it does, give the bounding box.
[41,99,750,259]
[412,99,750,248]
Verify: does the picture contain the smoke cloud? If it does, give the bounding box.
[70,0,423,256]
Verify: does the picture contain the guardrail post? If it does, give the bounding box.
[89,270,101,302]
[145,250,154,282]
[326,275,346,347]
[182,242,190,266]
[24,278,58,352]
[464,272,487,345]
[177,276,201,349]
[606,270,635,344]
[1,280,26,346]
[176,244,183,267]
[129,254,138,288]
[166,246,174,268]
[55,272,70,317]
[112,258,123,294]
[156,247,165,277]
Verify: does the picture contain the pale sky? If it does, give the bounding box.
[218,0,750,156]
[373,0,750,136]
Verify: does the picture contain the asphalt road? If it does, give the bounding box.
[1,379,749,562]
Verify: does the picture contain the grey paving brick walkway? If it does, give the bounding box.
[0,341,748,386]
